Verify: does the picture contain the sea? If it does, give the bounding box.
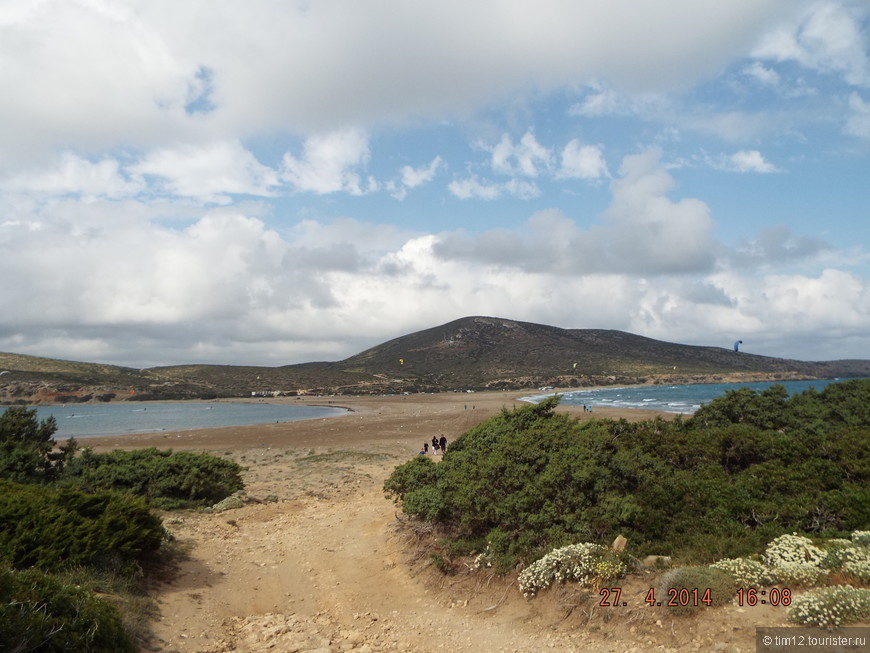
[22,402,348,439]
[519,378,854,415]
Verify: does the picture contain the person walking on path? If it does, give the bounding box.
[423,442,429,454]
[431,436,440,455]
[439,435,447,454]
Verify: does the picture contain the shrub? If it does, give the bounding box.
[385,383,870,569]
[658,566,737,616]
[853,530,870,546]
[772,563,828,587]
[787,585,870,628]
[0,564,135,652]
[517,543,628,597]
[0,406,74,483]
[763,534,825,568]
[842,560,870,584]
[0,480,164,572]
[61,447,244,509]
[710,558,775,587]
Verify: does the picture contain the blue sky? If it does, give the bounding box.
[1,0,869,367]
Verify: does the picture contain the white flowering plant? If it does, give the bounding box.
[763,534,825,568]
[772,562,828,587]
[852,531,870,546]
[787,585,870,628]
[821,544,870,571]
[842,560,870,584]
[710,557,775,587]
[517,543,628,597]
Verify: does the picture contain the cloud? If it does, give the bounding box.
[489,132,552,177]
[599,149,717,273]
[556,140,610,180]
[447,177,540,200]
[388,157,443,199]
[0,0,797,161]
[281,129,376,195]
[731,225,833,266]
[708,149,781,173]
[752,1,870,87]
[438,149,717,275]
[568,83,670,118]
[845,92,870,138]
[130,141,280,203]
[742,61,782,86]
[0,152,143,199]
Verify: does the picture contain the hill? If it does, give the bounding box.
[2,316,869,403]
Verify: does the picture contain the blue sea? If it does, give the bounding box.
[519,379,852,415]
[19,402,348,439]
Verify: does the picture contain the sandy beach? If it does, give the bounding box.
[82,391,789,652]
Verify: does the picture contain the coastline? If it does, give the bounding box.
[75,389,670,453]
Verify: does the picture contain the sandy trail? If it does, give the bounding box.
[83,392,794,653]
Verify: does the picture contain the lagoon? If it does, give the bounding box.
[25,402,348,439]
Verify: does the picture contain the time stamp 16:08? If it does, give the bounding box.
[598,587,792,608]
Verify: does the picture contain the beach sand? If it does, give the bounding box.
[83,392,788,652]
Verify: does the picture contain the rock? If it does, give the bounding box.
[611,534,628,551]
[213,496,245,512]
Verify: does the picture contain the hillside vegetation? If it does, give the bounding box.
[3,316,870,402]
[385,379,870,569]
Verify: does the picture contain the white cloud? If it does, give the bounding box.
[437,149,718,275]
[0,0,797,161]
[707,149,781,173]
[742,61,781,86]
[753,1,870,87]
[556,140,609,180]
[129,141,280,203]
[281,129,375,195]
[600,149,718,274]
[0,152,142,198]
[447,176,540,201]
[388,156,443,199]
[401,157,443,189]
[489,132,552,177]
[845,92,870,138]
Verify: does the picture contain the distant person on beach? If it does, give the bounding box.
[432,436,440,454]
[423,442,429,454]
[439,435,447,453]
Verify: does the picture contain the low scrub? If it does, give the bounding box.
[385,381,870,569]
[658,566,737,616]
[0,480,164,572]
[787,585,870,628]
[0,564,136,653]
[61,447,245,509]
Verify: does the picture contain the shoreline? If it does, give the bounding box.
[70,390,671,453]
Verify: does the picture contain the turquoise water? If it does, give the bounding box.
[20,402,348,439]
[519,379,852,414]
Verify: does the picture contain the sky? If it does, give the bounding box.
[1,0,869,368]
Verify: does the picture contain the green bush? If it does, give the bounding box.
[385,382,870,569]
[0,564,135,652]
[0,406,75,483]
[658,566,737,616]
[61,447,245,509]
[0,480,164,572]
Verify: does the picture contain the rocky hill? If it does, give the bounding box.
[2,316,869,403]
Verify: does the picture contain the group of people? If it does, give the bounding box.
[420,435,448,455]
